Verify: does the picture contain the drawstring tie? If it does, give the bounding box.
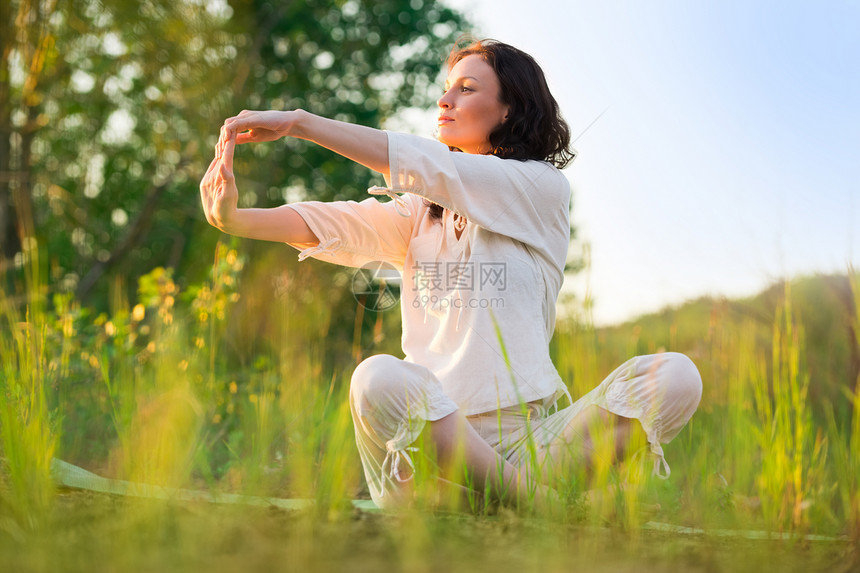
[553,386,574,415]
[297,237,342,261]
[381,443,419,488]
[378,419,422,498]
[647,416,670,479]
[649,441,671,479]
[367,186,411,217]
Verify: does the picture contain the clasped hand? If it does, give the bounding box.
[199,110,300,230]
[199,126,239,231]
[223,109,299,144]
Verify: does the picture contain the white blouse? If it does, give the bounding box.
[286,131,572,416]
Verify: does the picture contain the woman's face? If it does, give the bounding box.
[437,54,509,155]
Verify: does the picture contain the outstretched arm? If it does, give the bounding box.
[221,109,390,177]
[199,128,318,244]
[201,109,392,242]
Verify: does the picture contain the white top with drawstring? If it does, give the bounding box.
[286,131,573,416]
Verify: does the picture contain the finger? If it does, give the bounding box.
[218,162,234,192]
[223,129,236,171]
[206,153,219,175]
[200,158,218,193]
[224,110,255,134]
[223,117,239,135]
[217,126,228,159]
[209,151,222,174]
[213,159,223,186]
[235,131,253,145]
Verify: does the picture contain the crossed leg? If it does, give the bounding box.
[530,405,650,486]
[350,353,701,511]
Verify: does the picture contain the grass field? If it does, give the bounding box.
[1,247,858,571]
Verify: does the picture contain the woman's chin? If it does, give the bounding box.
[435,132,454,147]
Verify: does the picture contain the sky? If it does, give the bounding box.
[429,0,860,325]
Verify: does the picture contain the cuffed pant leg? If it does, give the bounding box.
[599,352,702,475]
[349,354,458,510]
[509,352,703,479]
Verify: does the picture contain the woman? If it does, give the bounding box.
[200,39,702,510]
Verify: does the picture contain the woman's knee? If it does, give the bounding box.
[350,354,441,414]
[660,352,703,405]
[654,353,703,439]
[350,353,404,405]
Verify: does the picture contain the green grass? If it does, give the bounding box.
[1,247,859,570]
[0,490,851,573]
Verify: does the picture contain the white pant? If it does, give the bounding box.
[349,353,702,509]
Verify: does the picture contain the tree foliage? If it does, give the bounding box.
[1,0,468,305]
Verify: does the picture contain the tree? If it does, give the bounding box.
[0,0,468,306]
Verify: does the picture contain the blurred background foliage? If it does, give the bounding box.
[0,0,465,302]
[0,0,475,504]
[0,0,474,483]
[0,0,472,401]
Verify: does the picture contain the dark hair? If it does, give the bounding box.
[426,39,575,221]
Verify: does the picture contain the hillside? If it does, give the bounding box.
[555,273,859,419]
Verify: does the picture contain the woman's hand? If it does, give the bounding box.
[199,126,319,243]
[222,110,301,144]
[199,127,239,231]
[221,107,390,178]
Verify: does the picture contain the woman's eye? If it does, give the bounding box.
[441,85,472,95]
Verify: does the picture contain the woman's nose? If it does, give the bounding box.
[437,92,452,109]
